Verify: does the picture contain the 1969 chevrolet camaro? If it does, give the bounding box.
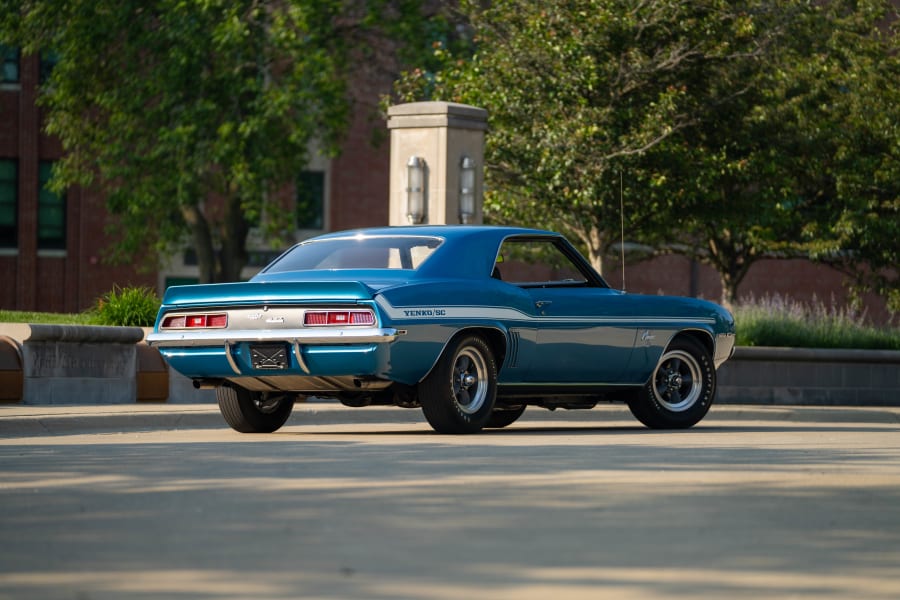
[147,226,735,434]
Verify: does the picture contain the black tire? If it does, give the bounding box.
[628,337,715,429]
[486,404,526,429]
[419,334,498,434]
[216,384,295,433]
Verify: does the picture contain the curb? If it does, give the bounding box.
[1,403,898,437]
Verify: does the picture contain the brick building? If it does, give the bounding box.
[0,48,393,312]
[0,45,891,322]
[0,50,159,313]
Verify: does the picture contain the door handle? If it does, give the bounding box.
[535,300,552,309]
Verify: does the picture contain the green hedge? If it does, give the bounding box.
[734,295,899,350]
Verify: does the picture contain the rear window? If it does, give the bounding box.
[263,235,443,273]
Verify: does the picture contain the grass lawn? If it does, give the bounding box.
[0,310,100,326]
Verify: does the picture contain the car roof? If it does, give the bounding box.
[309,225,559,241]
[298,225,568,281]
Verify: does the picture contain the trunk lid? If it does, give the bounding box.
[160,280,377,308]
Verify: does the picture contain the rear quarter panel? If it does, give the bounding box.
[375,279,536,384]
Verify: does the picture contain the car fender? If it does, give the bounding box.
[625,326,718,384]
[381,319,515,386]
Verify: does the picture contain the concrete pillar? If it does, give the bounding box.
[386,102,487,226]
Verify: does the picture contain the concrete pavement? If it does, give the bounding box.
[2,402,899,437]
[2,403,900,600]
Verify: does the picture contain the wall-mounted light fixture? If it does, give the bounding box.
[406,156,426,224]
[459,156,475,224]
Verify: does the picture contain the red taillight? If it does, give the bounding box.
[162,315,186,329]
[186,315,206,328]
[161,313,227,329]
[304,312,327,326]
[329,312,349,325]
[207,314,228,328]
[304,310,375,327]
[350,311,375,325]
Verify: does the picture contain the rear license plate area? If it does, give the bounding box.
[250,344,289,370]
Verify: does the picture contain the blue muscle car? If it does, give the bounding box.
[147,226,735,434]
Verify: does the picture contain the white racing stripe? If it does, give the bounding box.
[374,296,716,325]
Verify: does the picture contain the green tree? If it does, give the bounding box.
[394,0,898,309]
[661,0,899,306]
[2,0,431,282]
[807,7,900,313]
[395,0,806,277]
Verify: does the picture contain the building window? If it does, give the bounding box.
[0,160,16,248]
[296,170,325,230]
[1,44,19,84]
[38,161,66,250]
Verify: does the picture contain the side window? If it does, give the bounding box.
[496,238,588,286]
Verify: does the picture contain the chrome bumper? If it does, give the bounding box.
[146,327,399,376]
[146,327,399,348]
[714,332,737,369]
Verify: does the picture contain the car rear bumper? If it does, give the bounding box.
[146,327,399,347]
[147,328,399,379]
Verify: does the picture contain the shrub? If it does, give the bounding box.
[95,285,161,327]
[734,294,900,350]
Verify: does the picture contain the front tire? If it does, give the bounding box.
[419,335,498,434]
[217,385,295,433]
[628,337,715,429]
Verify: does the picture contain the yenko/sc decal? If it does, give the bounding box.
[403,308,447,317]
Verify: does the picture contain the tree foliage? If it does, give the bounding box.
[666,0,899,307]
[2,0,431,282]
[393,0,898,309]
[806,6,900,313]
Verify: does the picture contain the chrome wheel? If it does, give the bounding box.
[651,349,702,412]
[419,334,498,434]
[452,347,489,415]
[627,337,715,430]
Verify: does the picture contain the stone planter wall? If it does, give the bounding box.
[717,346,900,406]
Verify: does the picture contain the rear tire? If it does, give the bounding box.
[628,337,715,429]
[419,335,497,434]
[217,385,295,433]
[486,404,526,429]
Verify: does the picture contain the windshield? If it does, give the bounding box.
[262,235,443,273]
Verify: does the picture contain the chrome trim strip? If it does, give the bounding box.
[146,327,398,348]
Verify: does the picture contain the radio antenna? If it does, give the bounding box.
[620,169,626,292]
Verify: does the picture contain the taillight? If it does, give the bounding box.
[207,314,228,328]
[161,313,227,329]
[161,315,186,329]
[303,310,376,327]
